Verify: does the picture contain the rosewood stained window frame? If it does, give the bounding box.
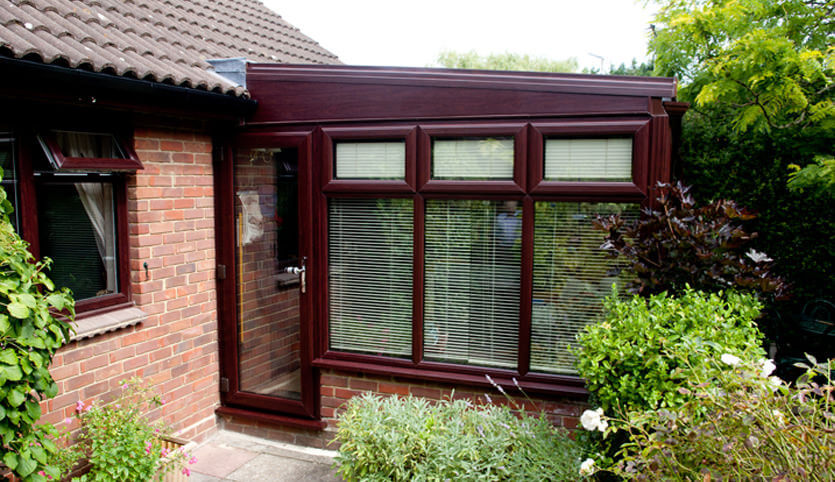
[37,130,143,172]
[11,129,135,315]
[313,119,657,396]
[528,118,651,198]
[322,126,417,193]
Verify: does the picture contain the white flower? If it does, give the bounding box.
[746,249,773,264]
[772,409,786,427]
[579,458,596,477]
[721,353,741,366]
[768,376,783,392]
[760,359,777,378]
[580,408,606,432]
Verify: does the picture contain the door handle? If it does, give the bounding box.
[285,256,307,293]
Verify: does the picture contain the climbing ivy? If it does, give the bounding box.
[0,169,74,482]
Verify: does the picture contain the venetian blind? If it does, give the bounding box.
[335,141,405,179]
[328,198,413,357]
[531,202,638,374]
[544,138,632,181]
[432,138,514,179]
[424,200,520,368]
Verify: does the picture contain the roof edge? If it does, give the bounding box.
[246,64,679,99]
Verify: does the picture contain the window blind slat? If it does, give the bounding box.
[545,138,632,181]
[424,200,521,368]
[432,138,514,179]
[328,198,413,357]
[531,202,638,374]
[335,142,405,179]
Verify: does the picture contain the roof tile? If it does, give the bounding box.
[0,0,340,97]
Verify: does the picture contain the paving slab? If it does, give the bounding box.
[189,430,341,481]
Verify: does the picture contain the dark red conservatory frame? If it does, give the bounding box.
[216,65,687,424]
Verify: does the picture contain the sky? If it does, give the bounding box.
[262,0,658,72]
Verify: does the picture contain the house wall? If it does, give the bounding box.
[219,369,586,449]
[39,127,221,443]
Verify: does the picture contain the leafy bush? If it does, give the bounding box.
[60,378,196,481]
[588,354,834,480]
[0,172,74,481]
[594,182,787,300]
[574,288,765,414]
[334,393,583,481]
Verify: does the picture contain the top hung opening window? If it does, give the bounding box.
[25,129,140,310]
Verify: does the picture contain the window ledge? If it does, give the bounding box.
[70,305,147,342]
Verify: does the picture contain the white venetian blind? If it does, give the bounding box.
[424,200,521,368]
[432,138,514,179]
[328,198,413,357]
[544,138,632,181]
[531,202,638,374]
[335,141,405,179]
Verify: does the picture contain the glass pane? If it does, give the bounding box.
[531,202,638,374]
[424,200,520,368]
[37,182,117,300]
[544,138,632,181]
[0,137,18,231]
[432,138,514,180]
[53,130,126,159]
[335,141,405,179]
[235,147,301,399]
[328,198,413,357]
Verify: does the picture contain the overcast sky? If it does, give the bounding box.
[262,0,658,72]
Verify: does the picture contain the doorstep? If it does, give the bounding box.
[189,430,340,481]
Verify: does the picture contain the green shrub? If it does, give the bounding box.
[56,378,195,481]
[334,393,583,481]
[574,288,765,414]
[588,354,834,480]
[0,171,74,481]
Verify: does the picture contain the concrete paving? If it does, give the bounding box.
[188,430,341,481]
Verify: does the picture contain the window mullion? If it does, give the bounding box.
[518,196,534,376]
[412,194,424,365]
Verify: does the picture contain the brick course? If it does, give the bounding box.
[40,127,221,443]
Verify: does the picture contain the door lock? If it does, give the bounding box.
[285,256,307,293]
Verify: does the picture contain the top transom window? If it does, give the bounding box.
[431,137,514,180]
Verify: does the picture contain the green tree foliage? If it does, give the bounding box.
[0,171,74,481]
[435,50,579,73]
[649,0,835,311]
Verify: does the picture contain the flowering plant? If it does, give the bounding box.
[581,353,834,480]
[58,378,197,481]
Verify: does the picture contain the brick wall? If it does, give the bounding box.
[220,368,587,449]
[40,127,221,443]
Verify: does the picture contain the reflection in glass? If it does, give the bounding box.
[424,200,520,368]
[37,182,117,300]
[235,147,302,400]
[328,198,413,357]
[432,138,514,180]
[530,202,638,374]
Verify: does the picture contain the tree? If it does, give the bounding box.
[648,0,834,326]
[434,50,578,73]
[650,0,835,188]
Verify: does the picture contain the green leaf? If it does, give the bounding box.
[7,301,29,319]
[16,452,36,478]
[3,452,18,470]
[0,314,9,334]
[2,364,23,381]
[0,348,16,364]
[26,401,41,420]
[30,445,47,465]
[7,388,26,407]
[45,293,65,311]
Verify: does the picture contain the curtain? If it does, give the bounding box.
[74,183,117,294]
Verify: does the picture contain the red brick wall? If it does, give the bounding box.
[40,127,221,443]
[220,368,587,449]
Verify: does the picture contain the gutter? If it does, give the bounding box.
[0,56,258,121]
